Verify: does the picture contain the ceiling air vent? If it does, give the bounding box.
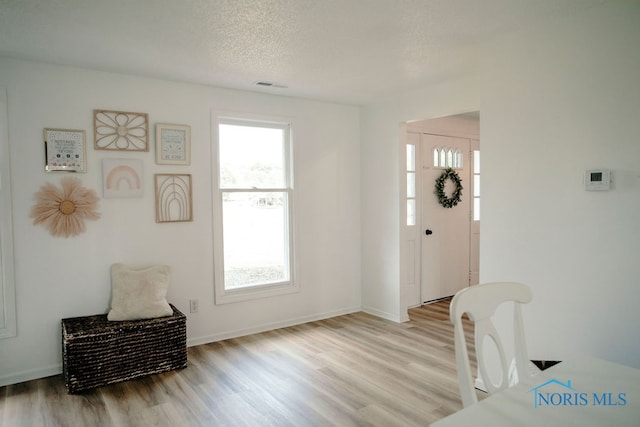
[254,81,288,89]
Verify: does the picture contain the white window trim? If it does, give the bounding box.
[0,87,17,339]
[211,111,298,305]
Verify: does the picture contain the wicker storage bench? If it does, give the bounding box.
[61,304,187,393]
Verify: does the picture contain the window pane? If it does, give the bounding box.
[219,124,285,188]
[474,174,480,197]
[474,150,480,174]
[407,172,415,198]
[433,148,439,167]
[406,144,415,172]
[222,191,289,289]
[440,149,446,167]
[474,197,480,221]
[407,199,416,226]
[454,149,462,169]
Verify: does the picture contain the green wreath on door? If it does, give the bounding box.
[434,168,463,208]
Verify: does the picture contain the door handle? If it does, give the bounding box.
[425,229,433,236]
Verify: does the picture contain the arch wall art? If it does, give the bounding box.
[154,174,193,223]
[102,159,144,198]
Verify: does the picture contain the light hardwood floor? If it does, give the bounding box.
[0,299,483,426]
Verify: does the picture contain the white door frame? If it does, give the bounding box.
[400,115,480,310]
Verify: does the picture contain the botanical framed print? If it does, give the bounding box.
[154,174,193,223]
[102,158,144,198]
[94,109,149,151]
[44,128,86,172]
[155,123,191,165]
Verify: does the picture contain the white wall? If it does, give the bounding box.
[361,77,480,321]
[362,0,640,368]
[0,58,362,386]
[480,0,640,368]
[3,0,638,389]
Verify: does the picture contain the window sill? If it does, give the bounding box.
[214,281,299,305]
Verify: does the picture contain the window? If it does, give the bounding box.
[473,150,480,221]
[213,116,295,304]
[0,88,16,339]
[406,144,416,225]
[433,146,463,169]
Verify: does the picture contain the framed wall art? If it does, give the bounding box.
[102,159,144,198]
[94,109,149,151]
[44,128,86,172]
[155,123,191,165]
[154,174,193,223]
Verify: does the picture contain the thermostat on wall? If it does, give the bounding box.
[584,169,612,191]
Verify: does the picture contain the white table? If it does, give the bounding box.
[432,357,640,427]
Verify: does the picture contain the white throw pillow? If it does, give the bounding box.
[107,263,173,321]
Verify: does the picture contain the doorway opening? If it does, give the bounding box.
[401,112,480,308]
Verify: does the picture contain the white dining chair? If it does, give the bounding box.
[449,282,534,407]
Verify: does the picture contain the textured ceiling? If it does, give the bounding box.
[0,0,606,105]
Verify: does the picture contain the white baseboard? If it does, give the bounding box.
[187,305,362,347]
[1,306,367,387]
[0,364,62,388]
[361,305,404,323]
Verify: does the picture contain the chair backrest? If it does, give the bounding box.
[449,282,533,407]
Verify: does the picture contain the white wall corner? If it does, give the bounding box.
[361,305,405,323]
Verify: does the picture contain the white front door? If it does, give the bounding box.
[421,134,471,302]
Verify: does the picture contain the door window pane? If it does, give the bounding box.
[454,149,462,169]
[474,150,480,174]
[407,200,416,226]
[407,144,415,171]
[473,150,480,221]
[407,172,415,198]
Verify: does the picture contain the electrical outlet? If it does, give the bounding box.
[189,299,199,313]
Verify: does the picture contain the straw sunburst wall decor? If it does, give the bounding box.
[30,177,101,237]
